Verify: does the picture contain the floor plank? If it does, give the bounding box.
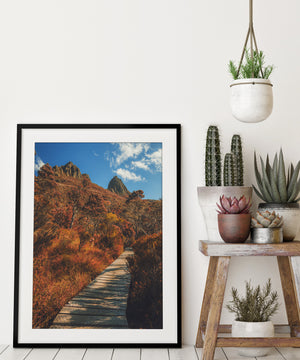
[54,348,87,360]
[195,347,227,359]
[0,346,32,360]
[169,346,198,360]
[276,347,300,360]
[222,347,256,360]
[0,345,9,355]
[261,348,286,359]
[83,348,114,360]
[141,348,169,360]
[112,348,140,360]
[24,348,59,360]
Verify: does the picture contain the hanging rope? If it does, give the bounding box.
[236,0,264,78]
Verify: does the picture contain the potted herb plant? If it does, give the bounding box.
[229,49,274,123]
[251,210,283,244]
[197,126,252,241]
[217,195,251,243]
[227,279,279,357]
[253,149,300,241]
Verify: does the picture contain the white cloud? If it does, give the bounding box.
[35,155,45,172]
[131,160,150,171]
[146,149,162,171]
[115,143,147,166]
[114,168,144,182]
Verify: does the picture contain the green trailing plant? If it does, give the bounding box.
[205,126,221,186]
[251,210,283,228]
[253,149,300,203]
[227,279,279,322]
[231,135,244,186]
[229,49,274,80]
[223,153,238,186]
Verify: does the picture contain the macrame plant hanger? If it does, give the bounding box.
[236,0,264,79]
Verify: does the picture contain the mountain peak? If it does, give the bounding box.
[108,176,130,196]
[53,162,82,179]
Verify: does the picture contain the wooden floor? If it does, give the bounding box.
[0,345,299,359]
[51,249,134,329]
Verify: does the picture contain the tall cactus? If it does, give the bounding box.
[223,153,238,186]
[231,134,244,186]
[205,126,221,186]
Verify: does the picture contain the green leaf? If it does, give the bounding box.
[253,185,267,202]
[272,153,278,186]
[278,149,287,202]
[260,156,273,201]
[254,152,265,195]
[287,161,300,199]
[288,179,300,202]
[269,168,281,202]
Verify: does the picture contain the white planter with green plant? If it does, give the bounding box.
[253,150,300,241]
[227,279,279,357]
[229,50,274,123]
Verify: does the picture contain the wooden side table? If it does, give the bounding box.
[196,240,300,360]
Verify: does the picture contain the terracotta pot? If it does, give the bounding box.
[218,214,251,243]
[230,78,273,123]
[258,203,300,242]
[197,186,252,241]
[232,320,274,357]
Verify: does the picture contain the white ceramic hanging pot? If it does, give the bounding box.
[230,78,273,123]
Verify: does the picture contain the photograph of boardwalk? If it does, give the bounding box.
[33,142,162,329]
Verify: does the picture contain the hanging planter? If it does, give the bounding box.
[229,0,274,123]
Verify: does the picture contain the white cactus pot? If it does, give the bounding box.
[230,78,273,123]
[232,320,274,357]
[197,186,253,242]
[258,203,300,241]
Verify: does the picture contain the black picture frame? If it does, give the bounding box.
[14,124,181,348]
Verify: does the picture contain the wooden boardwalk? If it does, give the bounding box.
[51,248,134,329]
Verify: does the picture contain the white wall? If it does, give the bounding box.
[0,0,300,346]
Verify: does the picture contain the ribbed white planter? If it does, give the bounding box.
[258,203,300,241]
[197,186,252,242]
[230,78,273,123]
[232,320,274,357]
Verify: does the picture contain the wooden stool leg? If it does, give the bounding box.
[277,256,300,337]
[201,256,230,360]
[196,257,218,347]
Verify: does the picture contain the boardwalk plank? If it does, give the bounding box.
[51,249,133,329]
[52,314,128,327]
[83,348,113,360]
[0,346,32,360]
[24,348,59,360]
[112,349,140,360]
[141,348,169,360]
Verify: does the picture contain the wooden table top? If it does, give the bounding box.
[199,240,300,256]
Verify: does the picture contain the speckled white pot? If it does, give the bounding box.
[197,186,252,242]
[258,203,300,241]
[230,78,273,123]
[232,320,274,357]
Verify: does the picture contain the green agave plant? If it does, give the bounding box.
[253,149,300,203]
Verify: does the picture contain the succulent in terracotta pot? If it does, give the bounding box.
[217,195,251,243]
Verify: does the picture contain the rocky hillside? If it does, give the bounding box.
[108,175,131,196]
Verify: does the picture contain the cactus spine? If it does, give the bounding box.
[205,126,221,186]
[223,153,238,186]
[231,134,244,186]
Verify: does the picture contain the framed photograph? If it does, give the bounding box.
[14,124,181,347]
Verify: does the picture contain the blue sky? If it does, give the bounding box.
[35,142,162,200]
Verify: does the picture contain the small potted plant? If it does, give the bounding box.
[251,210,283,243]
[227,279,279,357]
[197,126,252,241]
[253,149,300,241]
[229,49,274,123]
[217,195,251,243]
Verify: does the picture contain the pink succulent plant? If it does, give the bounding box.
[216,195,251,214]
